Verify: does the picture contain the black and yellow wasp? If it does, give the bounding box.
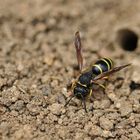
[65,31,131,112]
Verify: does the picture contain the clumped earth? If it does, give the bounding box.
[0,0,140,140]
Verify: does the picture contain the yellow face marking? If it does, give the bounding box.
[77,81,87,87]
[101,58,110,70]
[93,64,103,74]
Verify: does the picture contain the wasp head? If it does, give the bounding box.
[73,83,90,99]
[65,81,91,112]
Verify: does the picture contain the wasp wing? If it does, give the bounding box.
[74,31,83,72]
[92,63,131,82]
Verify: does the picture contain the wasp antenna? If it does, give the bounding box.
[64,95,75,107]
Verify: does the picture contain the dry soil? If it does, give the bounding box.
[0,0,140,140]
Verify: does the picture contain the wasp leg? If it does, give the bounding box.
[92,81,106,90]
[83,99,87,113]
[102,76,109,80]
[64,94,75,107]
[81,95,87,113]
[88,89,95,102]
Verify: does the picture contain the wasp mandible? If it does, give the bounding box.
[65,31,131,112]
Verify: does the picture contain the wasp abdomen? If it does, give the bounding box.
[92,58,113,75]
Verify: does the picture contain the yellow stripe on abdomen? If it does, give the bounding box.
[101,58,110,70]
[93,64,103,74]
[105,58,113,68]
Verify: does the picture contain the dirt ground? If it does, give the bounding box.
[0,0,140,140]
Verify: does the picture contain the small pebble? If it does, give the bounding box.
[102,130,114,138]
[115,99,133,116]
[49,103,62,116]
[14,100,25,111]
[44,55,54,66]
[99,116,114,130]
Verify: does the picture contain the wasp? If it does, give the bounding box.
[65,31,131,112]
